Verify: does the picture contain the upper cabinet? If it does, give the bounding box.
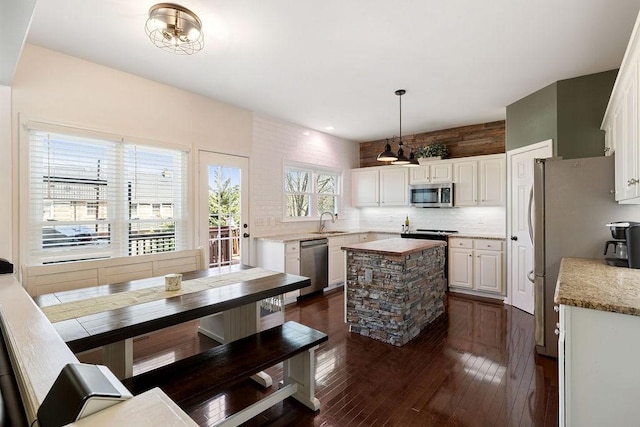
[602,12,640,203]
[351,166,408,207]
[351,168,379,206]
[409,161,453,184]
[453,154,505,207]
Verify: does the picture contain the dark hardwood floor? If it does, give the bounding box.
[79,289,558,426]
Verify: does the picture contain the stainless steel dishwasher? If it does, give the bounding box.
[299,238,328,297]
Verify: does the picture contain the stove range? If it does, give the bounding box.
[400,229,458,281]
[400,229,459,240]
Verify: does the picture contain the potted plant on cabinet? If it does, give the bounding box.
[416,142,449,161]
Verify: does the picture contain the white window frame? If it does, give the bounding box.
[282,161,342,221]
[20,118,190,265]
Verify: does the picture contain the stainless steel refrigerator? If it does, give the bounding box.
[533,155,640,358]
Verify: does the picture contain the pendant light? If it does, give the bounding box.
[405,151,420,167]
[391,90,410,165]
[377,139,397,161]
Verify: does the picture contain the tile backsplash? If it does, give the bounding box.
[359,206,506,235]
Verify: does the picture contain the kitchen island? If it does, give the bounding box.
[341,238,446,346]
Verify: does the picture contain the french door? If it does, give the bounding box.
[198,151,249,267]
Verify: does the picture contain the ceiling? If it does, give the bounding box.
[19,0,640,142]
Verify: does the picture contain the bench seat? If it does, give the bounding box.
[122,321,327,425]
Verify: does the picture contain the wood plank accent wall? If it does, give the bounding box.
[359,120,505,168]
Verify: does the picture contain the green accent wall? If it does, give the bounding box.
[506,69,618,159]
[506,82,557,152]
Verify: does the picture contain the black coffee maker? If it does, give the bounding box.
[606,222,640,268]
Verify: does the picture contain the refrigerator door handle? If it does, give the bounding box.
[534,276,545,347]
[527,186,534,244]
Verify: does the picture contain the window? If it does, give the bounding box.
[26,124,187,264]
[284,165,340,219]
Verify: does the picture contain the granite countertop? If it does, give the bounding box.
[256,229,399,243]
[341,237,446,257]
[452,233,506,240]
[555,257,640,316]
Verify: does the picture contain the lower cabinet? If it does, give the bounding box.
[328,234,363,286]
[559,304,640,426]
[256,240,301,304]
[449,238,504,297]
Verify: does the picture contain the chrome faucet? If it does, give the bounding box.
[319,211,335,233]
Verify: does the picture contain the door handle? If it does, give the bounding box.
[510,236,518,241]
[243,233,250,238]
[527,270,535,283]
[527,187,534,245]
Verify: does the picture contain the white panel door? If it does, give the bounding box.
[507,141,552,314]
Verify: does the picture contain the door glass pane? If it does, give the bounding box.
[208,166,241,267]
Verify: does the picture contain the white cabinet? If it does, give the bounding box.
[479,157,506,206]
[351,169,379,207]
[379,168,409,206]
[449,239,473,289]
[449,238,504,297]
[256,240,300,303]
[328,233,361,286]
[559,304,640,426]
[409,161,453,184]
[452,161,477,206]
[602,11,640,203]
[452,154,505,207]
[351,167,408,207]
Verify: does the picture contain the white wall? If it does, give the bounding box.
[9,44,254,266]
[0,85,11,261]
[251,115,360,240]
[5,45,361,268]
[359,205,506,235]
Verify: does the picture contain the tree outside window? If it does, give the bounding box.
[284,166,339,218]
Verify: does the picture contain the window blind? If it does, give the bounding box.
[27,126,187,265]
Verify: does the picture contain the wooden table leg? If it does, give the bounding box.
[103,338,133,380]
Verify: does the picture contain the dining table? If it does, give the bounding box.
[33,264,311,381]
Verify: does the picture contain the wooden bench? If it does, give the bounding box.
[21,248,206,296]
[122,321,328,427]
[0,325,27,427]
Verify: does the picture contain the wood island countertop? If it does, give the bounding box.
[341,237,445,257]
[555,257,640,316]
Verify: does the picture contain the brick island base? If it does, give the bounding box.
[343,238,446,346]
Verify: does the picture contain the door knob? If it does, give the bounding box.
[510,236,518,241]
[243,233,250,238]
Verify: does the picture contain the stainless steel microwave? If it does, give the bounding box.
[409,183,454,207]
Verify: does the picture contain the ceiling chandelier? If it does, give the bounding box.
[145,3,204,55]
[377,89,420,167]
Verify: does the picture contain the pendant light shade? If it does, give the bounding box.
[377,139,398,161]
[392,143,410,165]
[405,151,420,167]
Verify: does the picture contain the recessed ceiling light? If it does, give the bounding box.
[303,131,311,136]
[325,126,335,131]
